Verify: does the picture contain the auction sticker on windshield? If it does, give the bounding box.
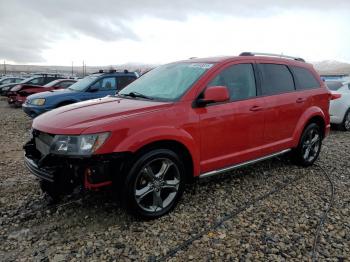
[188,63,213,69]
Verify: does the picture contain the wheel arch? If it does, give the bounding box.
[112,127,200,179]
[292,107,327,147]
[305,115,326,138]
[132,140,195,183]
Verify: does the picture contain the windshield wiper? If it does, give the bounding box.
[119,92,153,100]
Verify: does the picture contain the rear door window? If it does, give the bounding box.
[291,66,320,90]
[258,64,295,95]
[28,77,44,85]
[91,77,117,91]
[117,76,136,90]
[208,64,257,101]
[45,77,57,84]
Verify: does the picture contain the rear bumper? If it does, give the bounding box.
[330,100,347,124]
[330,115,343,124]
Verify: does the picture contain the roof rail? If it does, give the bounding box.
[239,52,305,62]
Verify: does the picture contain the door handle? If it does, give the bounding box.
[296,98,306,103]
[250,105,263,112]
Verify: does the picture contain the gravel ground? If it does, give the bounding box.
[0,97,349,261]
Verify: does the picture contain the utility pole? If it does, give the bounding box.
[82,60,85,77]
[3,60,6,75]
[71,61,74,76]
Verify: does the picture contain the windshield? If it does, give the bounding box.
[0,78,13,84]
[68,76,99,91]
[119,62,214,101]
[19,77,37,84]
[44,79,61,87]
[326,81,343,91]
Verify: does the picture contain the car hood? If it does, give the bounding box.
[27,88,74,100]
[33,96,173,134]
[16,84,44,91]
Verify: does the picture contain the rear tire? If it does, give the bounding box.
[339,109,350,131]
[122,149,186,219]
[292,123,322,167]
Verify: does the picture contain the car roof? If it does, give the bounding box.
[1,76,23,79]
[181,55,310,68]
[88,72,137,78]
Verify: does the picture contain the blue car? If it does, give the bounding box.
[23,70,138,118]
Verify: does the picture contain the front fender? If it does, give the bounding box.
[51,98,79,108]
[292,106,327,147]
[113,127,200,177]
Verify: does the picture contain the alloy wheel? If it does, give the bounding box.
[134,158,180,213]
[344,111,350,130]
[302,128,321,162]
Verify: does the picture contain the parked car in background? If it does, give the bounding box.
[0,77,24,86]
[7,79,77,106]
[326,80,350,131]
[22,70,137,118]
[24,53,332,219]
[1,74,64,96]
[0,77,25,94]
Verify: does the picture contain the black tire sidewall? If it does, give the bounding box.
[295,123,322,166]
[341,109,350,131]
[122,149,186,219]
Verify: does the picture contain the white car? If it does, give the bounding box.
[327,81,350,131]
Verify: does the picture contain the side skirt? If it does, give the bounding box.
[199,149,291,179]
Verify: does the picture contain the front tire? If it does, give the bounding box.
[292,123,322,167]
[40,180,62,203]
[122,149,186,219]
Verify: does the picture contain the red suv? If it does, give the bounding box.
[24,53,331,219]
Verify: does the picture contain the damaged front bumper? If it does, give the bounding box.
[24,155,55,182]
[23,137,130,192]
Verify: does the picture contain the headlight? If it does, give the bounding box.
[50,132,110,156]
[31,98,46,106]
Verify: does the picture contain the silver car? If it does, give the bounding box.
[327,81,350,131]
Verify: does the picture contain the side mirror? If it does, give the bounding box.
[196,86,229,107]
[88,87,99,93]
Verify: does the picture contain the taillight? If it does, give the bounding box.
[330,93,341,100]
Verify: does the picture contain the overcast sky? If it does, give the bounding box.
[0,0,349,66]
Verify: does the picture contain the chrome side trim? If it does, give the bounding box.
[199,149,291,179]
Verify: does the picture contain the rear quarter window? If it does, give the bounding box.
[258,64,295,95]
[291,66,320,90]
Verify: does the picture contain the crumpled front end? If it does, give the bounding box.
[23,129,129,197]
